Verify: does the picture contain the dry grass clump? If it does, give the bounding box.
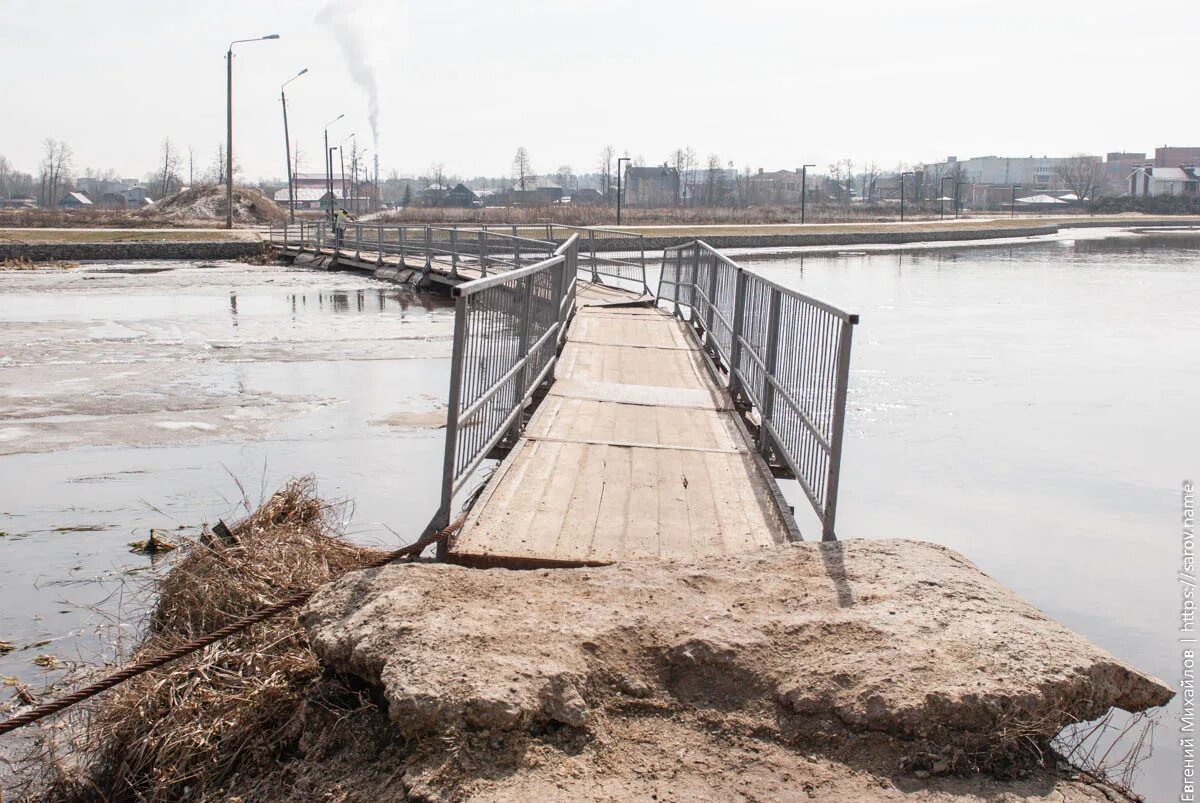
[39,476,385,802]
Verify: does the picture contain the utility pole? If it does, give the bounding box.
[800,164,815,224]
[323,114,343,221]
[226,34,279,229]
[1011,184,1020,218]
[616,156,631,225]
[280,68,307,223]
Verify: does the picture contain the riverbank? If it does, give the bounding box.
[5,215,1198,264]
[13,481,1171,802]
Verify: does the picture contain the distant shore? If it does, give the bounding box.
[2,215,1196,263]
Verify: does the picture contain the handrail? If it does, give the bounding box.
[431,235,580,546]
[657,240,858,540]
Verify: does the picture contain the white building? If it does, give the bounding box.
[926,155,1096,192]
[1128,165,1200,198]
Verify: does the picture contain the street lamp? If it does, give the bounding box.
[1010,184,1022,219]
[340,133,355,206]
[226,34,280,229]
[939,176,953,220]
[800,164,815,224]
[616,156,631,225]
[323,114,344,221]
[280,68,308,223]
[899,171,914,222]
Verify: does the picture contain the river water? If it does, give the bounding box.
[1,231,1196,798]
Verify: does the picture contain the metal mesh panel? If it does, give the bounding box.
[655,240,857,539]
[434,236,579,530]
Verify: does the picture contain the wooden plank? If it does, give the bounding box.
[448,299,793,568]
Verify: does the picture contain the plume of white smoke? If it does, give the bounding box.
[316,0,381,151]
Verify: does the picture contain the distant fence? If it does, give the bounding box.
[269,222,647,291]
[430,234,580,544]
[658,241,858,540]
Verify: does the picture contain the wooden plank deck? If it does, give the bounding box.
[448,284,790,567]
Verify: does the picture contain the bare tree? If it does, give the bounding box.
[704,154,723,205]
[860,161,879,202]
[598,145,615,199]
[512,146,533,191]
[1054,155,1108,208]
[157,138,181,198]
[555,164,574,192]
[38,140,73,207]
[210,143,226,185]
[670,147,697,205]
[425,162,446,189]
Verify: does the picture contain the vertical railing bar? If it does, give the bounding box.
[823,317,855,541]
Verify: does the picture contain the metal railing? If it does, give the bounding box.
[431,234,580,539]
[268,222,648,292]
[548,224,649,294]
[268,222,558,277]
[658,241,858,540]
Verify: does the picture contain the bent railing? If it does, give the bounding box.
[659,241,858,540]
[431,234,579,540]
[268,222,645,290]
[548,224,649,294]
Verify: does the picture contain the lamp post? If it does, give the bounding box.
[226,34,279,229]
[323,114,344,221]
[1010,184,1020,219]
[800,163,815,224]
[615,156,631,225]
[280,68,308,223]
[939,176,952,220]
[899,171,914,222]
[340,133,355,208]
[954,181,964,219]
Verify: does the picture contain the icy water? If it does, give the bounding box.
[1,232,1196,798]
[755,230,1198,801]
[0,261,455,691]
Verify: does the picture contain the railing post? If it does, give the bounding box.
[729,268,747,398]
[639,235,648,295]
[478,231,488,277]
[705,248,719,338]
[399,226,407,264]
[449,228,459,278]
[513,225,521,267]
[424,226,432,270]
[509,271,535,441]
[589,230,598,283]
[355,223,362,261]
[436,292,469,555]
[759,287,782,460]
[822,317,856,542]
[376,224,384,266]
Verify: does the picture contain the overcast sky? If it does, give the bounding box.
[2,0,1196,182]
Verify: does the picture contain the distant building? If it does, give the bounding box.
[1128,164,1200,197]
[925,155,1092,193]
[624,165,679,207]
[1105,152,1146,189]
[1154,147,1200,168]
[440,183,479,208]
[292,172,332,190]
[509,177,563,206]
[273,187,339,209]
[57,192,94,209]
[747,168,807,204]
[568,188,605,205]
[0,196,36,209]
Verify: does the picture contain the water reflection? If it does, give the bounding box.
[287,287,443,317]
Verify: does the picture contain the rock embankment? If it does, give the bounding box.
[302,539,1171,801]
